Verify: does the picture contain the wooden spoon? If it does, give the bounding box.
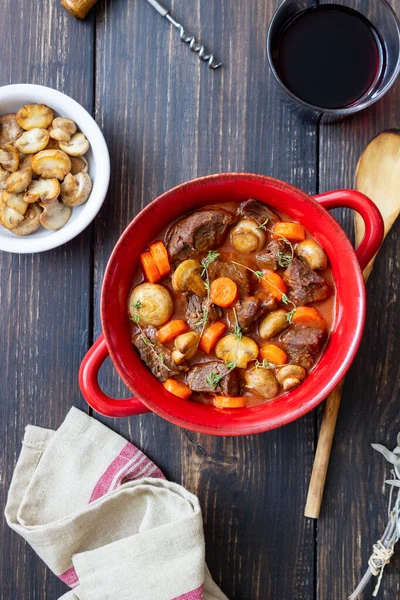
[61,0,98,19]
[304,130,400,519]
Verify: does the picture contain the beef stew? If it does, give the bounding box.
[128,199,335,409]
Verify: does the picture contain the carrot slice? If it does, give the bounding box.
[158,319,188,344]
[164,378,192,400]
[140,251,161,283]
[214,396,248,409]
[259,343,288,365]
[273,222,306,242]
[210,277,238,308]
[260,270,287,301]
[292,307,326,329]
[199,321,227,354]
[149,241,171,277]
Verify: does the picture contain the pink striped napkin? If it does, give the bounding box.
[5,407,228,600]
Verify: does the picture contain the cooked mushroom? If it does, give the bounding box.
[172,331,200,364]
[0,144,19,172]
[39,198,72,230]
[276,364,307,391]
[59,133,90,156]
[259,309,288,340]
[24,178,60,203]
[32,150,71,180]
[2,190,28,215]
[60,172,92,206]
[15,128,50,154]
[231,218,266,254]
[244,367,279,399]
[5,167,33,194]
[11,203,42,236]
[129,283,174,327]
[0,192,25,229]
[70,155,88,175]
[0,114,23,145]
[16,104,54,130]
[295,240,328,271]
[0,166,9,189]
[172,260,206,297]
[49,117,77,142]
[215,334,259,369]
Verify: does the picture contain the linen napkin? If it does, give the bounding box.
[5,407,228,600]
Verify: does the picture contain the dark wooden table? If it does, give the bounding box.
[1,1,400,598]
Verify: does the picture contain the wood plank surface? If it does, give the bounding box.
[0,0,94,598]
[316,2,400,598]
[1,0,400,598]
[93,1,317,598]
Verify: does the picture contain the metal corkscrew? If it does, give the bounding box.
[145,0,222,70]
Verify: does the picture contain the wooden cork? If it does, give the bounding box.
[61,0,98,19]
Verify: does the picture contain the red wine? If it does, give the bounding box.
[274,5,384,109]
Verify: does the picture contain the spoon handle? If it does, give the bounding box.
[304,256,375,519]
[304,381,344,519]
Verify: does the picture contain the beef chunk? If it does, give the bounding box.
[237,199,280,226]
[235,292,277,332]
[257,239,287,271]
[187,361,240,396]
[185,293,223,331]
[133,326,184,382]
[166,209,236,262]
[281,326,327,369]
[208,259,253,296]
[235,296,261,332]
[283,257,331,305]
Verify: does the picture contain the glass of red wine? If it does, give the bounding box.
[267,0,400,120]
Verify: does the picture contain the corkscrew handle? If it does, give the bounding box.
[145,0,222,69]
[146,0,169,17]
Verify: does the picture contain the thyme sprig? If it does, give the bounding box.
[254,358,276,370]
[231,260,297,323]
[131,300,142,323]
[206,361,236,391]
[256,217,269,231]
[195,250,220,341]
[251,358,286,372]
[275,236,294,268]
[232,307,243,340]
[201,250,220,276]
[255,219,295,268]
[130,301,170,372]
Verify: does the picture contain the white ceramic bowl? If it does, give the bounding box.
[0,84,110,253]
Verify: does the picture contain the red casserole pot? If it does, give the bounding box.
[79,174,384,436]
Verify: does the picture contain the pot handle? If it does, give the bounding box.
[313,189,384,271]
[79,334,151,417]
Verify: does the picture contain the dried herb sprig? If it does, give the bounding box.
[231,260,297,323]
[349,434,400,600]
